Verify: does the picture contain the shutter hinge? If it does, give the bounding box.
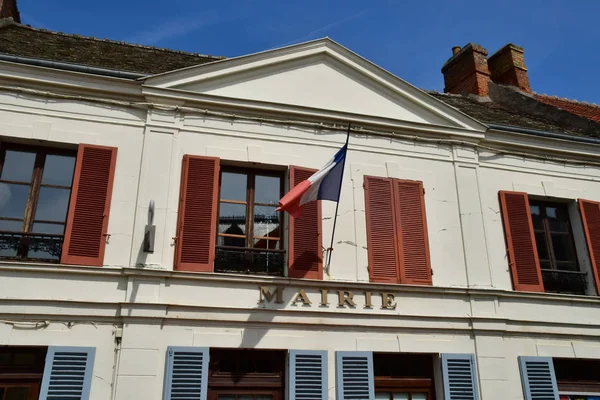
[103,233,111,244]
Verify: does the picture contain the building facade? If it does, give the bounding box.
[1,13,600,400]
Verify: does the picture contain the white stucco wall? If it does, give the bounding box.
[0,56,599,400]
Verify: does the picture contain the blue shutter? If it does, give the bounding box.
[39,346,95,400]
[518,356,559,400]
[441,353,480,400]
[289,350,328,400]
[335,351,373,400]
[163,347,209,400]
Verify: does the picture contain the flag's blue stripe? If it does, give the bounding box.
[317,144,347,202]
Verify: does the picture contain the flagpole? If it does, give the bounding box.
[326,122,351,271]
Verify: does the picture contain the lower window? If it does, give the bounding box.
[208,349,284,400]
[0,347,47,400]
[374,353,435,400]
[555,358,600,399]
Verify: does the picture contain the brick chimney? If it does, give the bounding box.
[0,0,20,23]
[441,43,491,97]
[488,44,531,93]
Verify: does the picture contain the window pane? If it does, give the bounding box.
[540,260,551,270]
[253,238,280,249]
[411,394,427,400]
[32,222,65,235]
[253,205,279,238]
[375,394,391,400]
[219,203,246,247]
[393,394,409,400]
[530,205,542,229]
[1,150,35,182]
[220,172,247,201]
[551,233,577,262]
[217,396,236,400]
[42,154,75,186]
[556,261,579,272]
[255,175,281,205]
[256,397,273,400]
[0,183,30,219]
[534,231,549,260]
[546,206,569,232]
[238,396,254,400]
[34,187,70,222]
[0,219,23,232]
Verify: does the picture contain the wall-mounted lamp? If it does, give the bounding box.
[143,200,156,253]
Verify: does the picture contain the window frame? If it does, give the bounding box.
[0,144,76,261]
[215,166,285,275]
[529,200,580,273]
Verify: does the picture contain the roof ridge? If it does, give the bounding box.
[0,18,225,60]
[535,92,600,108]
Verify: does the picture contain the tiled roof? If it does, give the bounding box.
[535,94,600,124]
[0,19,223,75]
[428,92,596,137]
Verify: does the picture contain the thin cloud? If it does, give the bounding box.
[125,13,225,46]
[276,9,370,48]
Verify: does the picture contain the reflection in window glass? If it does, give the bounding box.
[1,151,35,182]
[393,394,409,400]
[0,183,30,219]
[220,172,247,201]
[255,175,280,204]
[34,187,71,222]
[253,205,279,239]
[42,155,76,186]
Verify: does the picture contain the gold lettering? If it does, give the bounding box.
[320,289,329,306]
[364,291,373,308]
[337,290,357,308]
[259,286,284,304]
[381,292,397,309]
[292,289,312,305]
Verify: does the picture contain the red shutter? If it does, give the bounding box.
[288,166,323,279]
[395,180,432,285]
[174,155,219,272]
[498,191,544,292]
[578,199,600,295]
[61,144,117,267]
[364,176,400,283]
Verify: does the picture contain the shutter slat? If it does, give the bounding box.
[288,166,323,279]
[441,354,480,400]
[364,176,399,283]
[175,156,219,272]
[289,350,327,400]
[39,347,95,400]
[578,199,600,294]
[335,351,373,400]
[61,144,117,267]
[518,357,559,400]
[395,180,432,285]
[164,347,208,400]
[499,191,544,292]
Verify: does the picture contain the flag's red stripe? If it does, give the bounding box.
[276,179,311,218]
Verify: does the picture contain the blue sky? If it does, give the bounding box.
[20,0,600,104]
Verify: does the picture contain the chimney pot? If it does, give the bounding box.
[488,43,531,93]
[0,0,20,23]
[441,43,491,97]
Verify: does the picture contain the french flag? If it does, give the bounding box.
[276,144,347,218]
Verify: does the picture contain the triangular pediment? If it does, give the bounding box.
[144,39,485,131]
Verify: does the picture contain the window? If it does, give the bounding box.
[0,347,47,400]
[530,201,586,294]
[215,168,284,276]
[0,146,76,262]
[208,349,284,400]
[554,358,600,398]
[373,353,435,400]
